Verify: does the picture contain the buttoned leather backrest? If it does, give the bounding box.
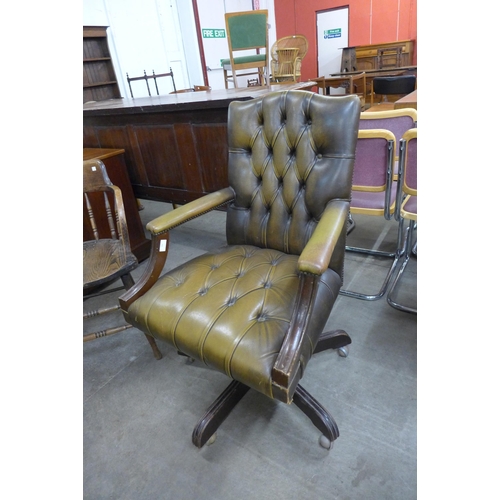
[226,90,361,276]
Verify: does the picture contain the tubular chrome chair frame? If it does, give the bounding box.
[387,128,417,314]
[340,129,402,301]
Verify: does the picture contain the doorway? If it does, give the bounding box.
[316,7,349,83]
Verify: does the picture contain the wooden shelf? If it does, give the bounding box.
[84,81,118,89]
[84,57,112,63]
[83,26,121,103]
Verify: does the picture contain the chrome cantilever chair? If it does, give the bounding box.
[340,128,400,301]
[221,10,269,88]
[387,128,417,313]
[119,91,361,449]
[83,159,162,360]
[341,109,416,300]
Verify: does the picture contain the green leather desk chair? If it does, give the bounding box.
[119,90,361,450]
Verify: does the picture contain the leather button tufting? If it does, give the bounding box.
[317,154,323,159]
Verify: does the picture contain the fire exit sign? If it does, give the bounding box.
[202,29,226,38]
[324,28,341,39]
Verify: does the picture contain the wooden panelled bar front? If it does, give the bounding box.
[83,83,315,206]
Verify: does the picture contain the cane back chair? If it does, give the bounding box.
[119,90,361,449]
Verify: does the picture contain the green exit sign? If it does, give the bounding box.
[324,28,341,39]
[202,29,226,38]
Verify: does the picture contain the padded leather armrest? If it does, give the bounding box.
[120,188,234,312]
[298,200,350,275]
[146,188,235,235]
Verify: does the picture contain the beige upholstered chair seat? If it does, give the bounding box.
[128,244,340,398]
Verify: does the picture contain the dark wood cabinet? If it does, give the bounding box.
[83,26,121,103]
[83,82,316,207]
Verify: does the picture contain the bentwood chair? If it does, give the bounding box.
[83,159,162,359]
[221,10,269,88]
[340,128,400,301]
[387,128,417,313]
[119,91,361,449]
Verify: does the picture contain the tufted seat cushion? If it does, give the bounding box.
[127,244,341,398]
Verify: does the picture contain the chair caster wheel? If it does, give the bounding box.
[319,435,332,450]
[206,433,217,446]
[337,346,349,358]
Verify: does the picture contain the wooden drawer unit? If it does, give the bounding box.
[355,40,414,71]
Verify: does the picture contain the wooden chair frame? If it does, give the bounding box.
[83,159,162,359]
[222,10,269,88]
[126,68,176,98]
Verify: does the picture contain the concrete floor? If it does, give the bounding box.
[83,199,417,500]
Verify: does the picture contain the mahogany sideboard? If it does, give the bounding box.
[83,148,151,262]
[83,82,315,207]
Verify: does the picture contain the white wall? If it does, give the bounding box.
[83,0,198,98]
[83,0,276,97]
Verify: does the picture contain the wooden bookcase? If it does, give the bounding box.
[83,26,121,103]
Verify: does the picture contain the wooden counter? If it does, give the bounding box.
[83,82,315,206]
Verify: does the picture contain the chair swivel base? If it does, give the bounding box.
[191,329,352,449]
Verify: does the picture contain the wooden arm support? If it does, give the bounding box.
[271,272,319,403]
[119,188,235,312]
[272,201,350,403]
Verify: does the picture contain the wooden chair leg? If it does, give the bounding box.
[121,273,135,290]
[83,304,120,319]
[83,323,133,342]
[143,333,163,360]
[192,380,250,448]
[292,384,339,449]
